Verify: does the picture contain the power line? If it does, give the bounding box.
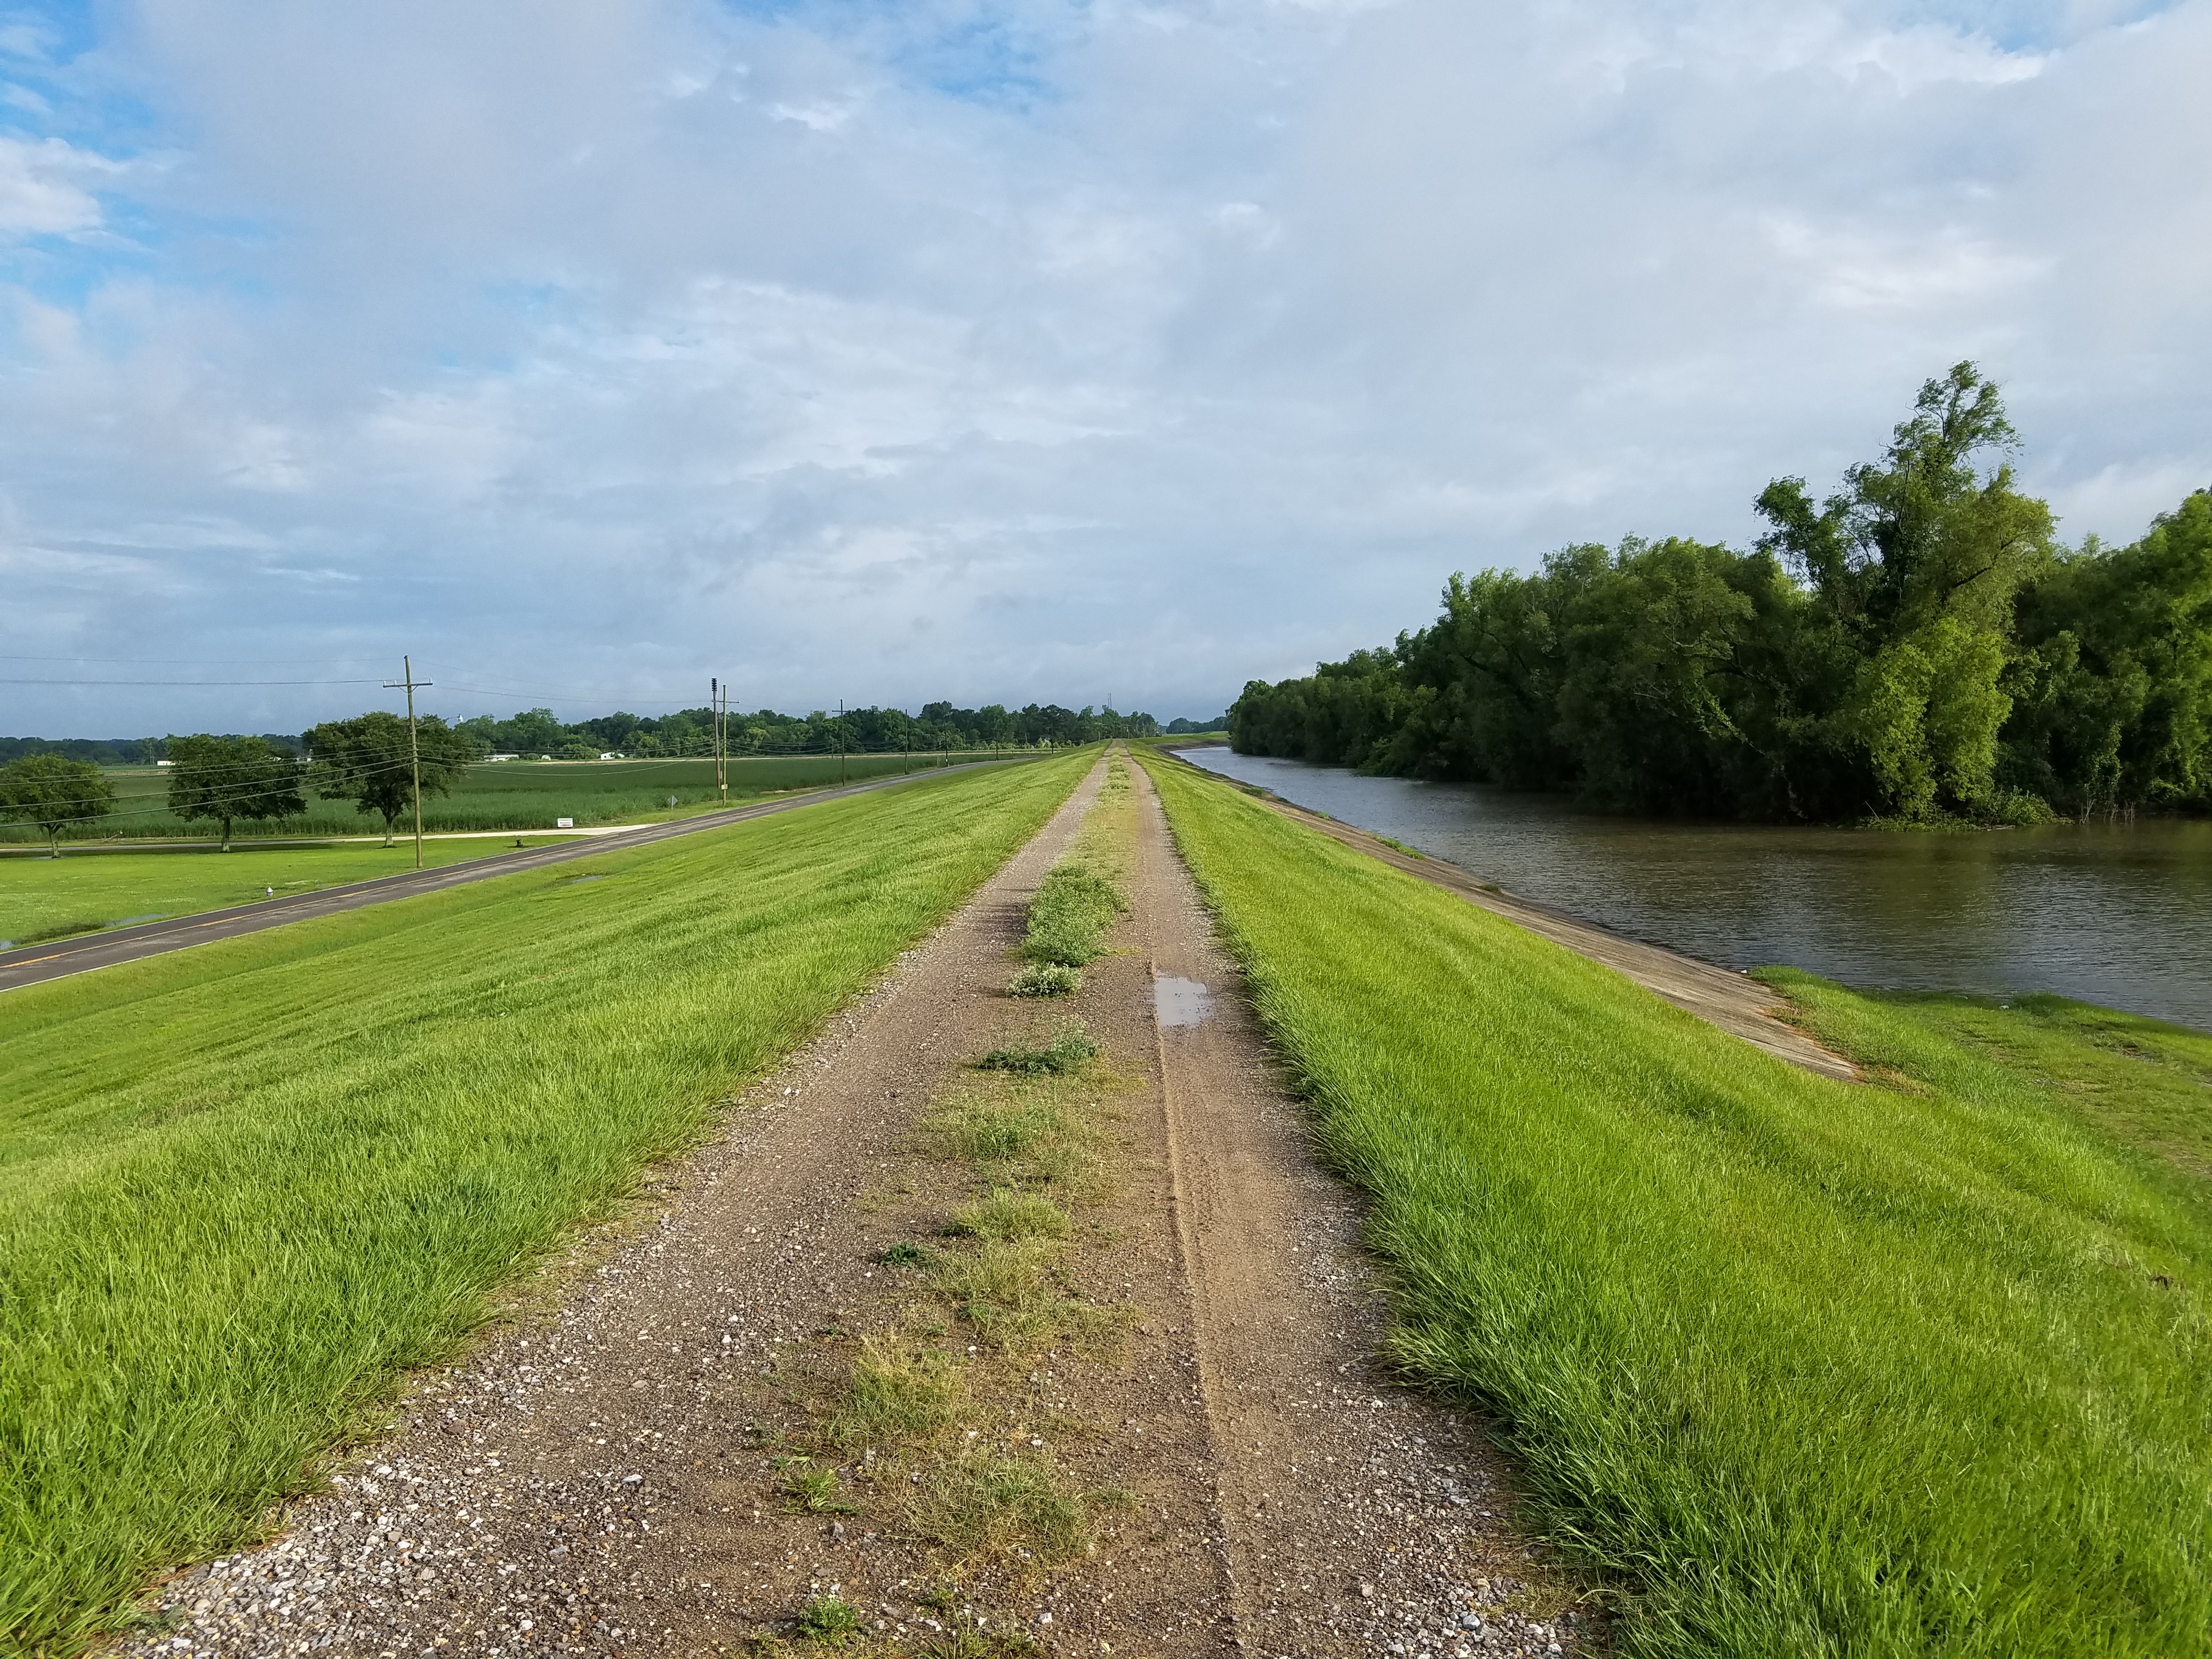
[0,654,398,665]
[1,678,390,687]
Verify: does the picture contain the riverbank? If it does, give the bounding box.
[1180,744,2212,1032]
[1141,747,2212,1657]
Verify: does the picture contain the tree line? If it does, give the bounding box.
[0,699,1194,850]
[1231,365,2211,823]
[2,699,1180,770]
[0,718,470,853]
[466,699,1165,760]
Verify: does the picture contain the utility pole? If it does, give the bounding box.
[838,699,847,784]
[712,677,727,804]
[383,655,431,871]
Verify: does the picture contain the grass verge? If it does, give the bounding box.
[0,755,1089,1653]
[1138,749,2212,1659]
[0,836,585,947]
[2,752,1026,848]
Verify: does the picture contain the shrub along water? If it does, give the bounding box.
[1231,365,2212,824]
[1140,751,2211,1658]
[0,754,1088,1651]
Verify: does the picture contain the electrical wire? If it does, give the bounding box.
[0,654,400,665]
[1,678,389,687]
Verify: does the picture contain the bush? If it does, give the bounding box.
[1008,962,1081,998]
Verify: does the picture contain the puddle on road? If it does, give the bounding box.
[1153,974,1215,1029]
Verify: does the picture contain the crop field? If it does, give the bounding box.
[1139,752,2211,1659]
[2,750,1014,845]
[0,836,585,949]
[0,753,1088,1651]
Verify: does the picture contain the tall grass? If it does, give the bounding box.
[1140,753,2211,1659]
[0,756,1088,1652]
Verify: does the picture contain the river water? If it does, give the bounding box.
[1179,746,2212,1032]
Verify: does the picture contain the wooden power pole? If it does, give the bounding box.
[383,655,431,870]
[712,677,727,804]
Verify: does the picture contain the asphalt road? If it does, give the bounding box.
[0,760,1027,995]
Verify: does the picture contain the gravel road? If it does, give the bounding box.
[108,752,1593,1658]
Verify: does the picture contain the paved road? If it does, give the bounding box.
[0,760,1028,995]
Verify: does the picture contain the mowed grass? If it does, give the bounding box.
[0,837,584,947]
[1139,753,2212,1659]
[4,751,1012,846]
[0,754,1086,1652]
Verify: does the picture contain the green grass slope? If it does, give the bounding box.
[0,755,1086,1652]
[3,751,1011,847]
[0,836,583,947]
[1141,753,2210,1659]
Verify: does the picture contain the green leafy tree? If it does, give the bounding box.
[2005,490,2212,816]
[165,735,306,850]
[305,712,472,844]
[0,754,115,855]
[1232,362,2165,826]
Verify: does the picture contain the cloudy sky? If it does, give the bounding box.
[3,0,2207,736]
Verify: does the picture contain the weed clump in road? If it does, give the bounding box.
[1006,962,1081,998]
[1005,754,1131,996]
[779,1460,859,1514]
[947,1190,1070,1242]
[1020,866,1122,968]
[793,1592,862,1645]
[825,1338,962,1449]
[974,1026,1098,1075]
[903,1448,1094,1566]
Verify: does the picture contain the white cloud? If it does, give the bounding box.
[0,0,2207,731]
[0,136,112,235]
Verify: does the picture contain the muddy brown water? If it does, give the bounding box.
[1182,746,2212,1032]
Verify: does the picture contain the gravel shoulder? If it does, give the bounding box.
[108,750,1593,1659]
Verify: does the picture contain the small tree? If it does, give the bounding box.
[305,712,471,844]
[166,735,306,850]
[0,754,115,855]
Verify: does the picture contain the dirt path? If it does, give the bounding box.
[112,752,1587,1659]
[1172,757,1857,1083]
[1127,760,1583,1658]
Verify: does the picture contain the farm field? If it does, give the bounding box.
[0,752,1089,1651]
[0,836,584,949]
[1139,752,2212,1658]
[2,750,1014,845]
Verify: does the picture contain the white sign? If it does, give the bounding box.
[555,817,574,828]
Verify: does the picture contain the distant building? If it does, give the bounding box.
[486,753,520,761]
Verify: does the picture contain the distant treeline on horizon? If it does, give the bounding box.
[1231,364,2211,826]
[1,701,1229,766]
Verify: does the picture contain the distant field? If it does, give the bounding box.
[0,753,1088,1650]
[0,837,584,949]
[1142,751,2212,1659]
[2,751,1014,845]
